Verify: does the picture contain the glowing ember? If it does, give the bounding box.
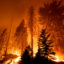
[9,55,21,64]
[54,56,60,62]
[13,56,21,63]
[4,55,21,64]
[48,54,64,62]
[53,56,64,62]
[4,52,21,64]
[10,61,13,64]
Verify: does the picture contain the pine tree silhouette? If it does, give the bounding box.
[38,29,55,59]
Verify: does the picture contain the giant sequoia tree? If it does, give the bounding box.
[38,29,55,59]
[14,19,28,54]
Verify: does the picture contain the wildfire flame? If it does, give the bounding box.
[4,50,21,64]
[10,62,13,64]
[52,55,64,62]
[14,56,21,62]
[10,52,21,64]
[7,55,21,64]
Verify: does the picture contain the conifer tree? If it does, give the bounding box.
[38,29,55,59]
[14,19,28,54]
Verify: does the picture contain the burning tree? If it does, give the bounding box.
[38,29,55,59]
[0,28,7,56]
[39,0,64,28]
[28,6,34,56]
[14,19,28,54]
[39,0,64,53]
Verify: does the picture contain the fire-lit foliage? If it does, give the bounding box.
[14,19,28,54]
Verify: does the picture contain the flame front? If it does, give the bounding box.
[54,56,64,62]
[49,55,64,62]
[10,50,21,64]
[11,56,21,64]
[6,55,21,64]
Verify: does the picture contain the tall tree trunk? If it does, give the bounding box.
[31,27,33,57]
[5,18,13,56]
[29,7,34,57]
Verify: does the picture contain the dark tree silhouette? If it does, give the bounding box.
[38,29,55,59]
[34,47,43,64]
[39,0,64,27]
[21,46,32,64]
[14,19,28,54]
[28,6,34,56]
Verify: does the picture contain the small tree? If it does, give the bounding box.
[21,46,32,64]
[38,29,55,59]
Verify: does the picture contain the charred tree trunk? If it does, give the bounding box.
[28,7,34,57]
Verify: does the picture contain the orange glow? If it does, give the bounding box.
[10,51,21,64]
[54,56,60,62]
[54,56,64,62]
[10,56,21,64]
[4,50,21,64]
[13,56,21,63]
[6,55,21,64]
[5,56,21,64]
[3,18,64,63]
[12,50,21,56]
[27,28,31,45]
[10,61,13,64]
[33,36,38,57]
[49,55,64,62]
